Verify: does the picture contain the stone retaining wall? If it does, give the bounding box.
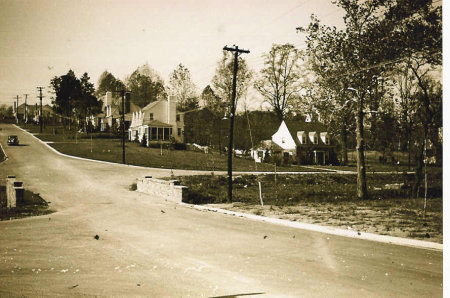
[136,176,188,203]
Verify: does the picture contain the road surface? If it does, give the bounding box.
[0,124,442,297]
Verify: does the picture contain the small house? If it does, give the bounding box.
[128,95,184,145]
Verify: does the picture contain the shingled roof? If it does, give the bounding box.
[284,120,329,146]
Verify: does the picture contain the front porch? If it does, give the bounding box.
[129,121,174,146]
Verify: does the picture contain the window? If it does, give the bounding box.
[177,128,181,136]
[163,128,170,140]
[176,114,180,122]
[149,113,154,120]
[314,136,318,144]
[325,137,330,145]
[302,136,306,144]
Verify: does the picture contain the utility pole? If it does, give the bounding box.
[37,87,44,133]
[114,90,131,164]
[223,45,250,203]
[13,97,17,123]
[15,95,19,124]
[24,94,28,123]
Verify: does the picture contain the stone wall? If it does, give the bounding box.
[6,176,16,208]
[136,176,188,203]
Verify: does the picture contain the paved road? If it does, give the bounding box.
[0,124,442,297]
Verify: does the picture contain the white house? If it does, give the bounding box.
[128,95,184,145]
[251,120,335,165]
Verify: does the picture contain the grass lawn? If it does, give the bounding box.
[316,150,422,172]
[19,123,322,172]
[173,172,442,243]
[19,123,425,173]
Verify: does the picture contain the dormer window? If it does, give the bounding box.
[176,114,180,122]
[320,132,329,145]
[297,131,307,144]
[150,113,154,120]
[309,132,318,144]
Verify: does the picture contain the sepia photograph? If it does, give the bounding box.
[0,0,444,297]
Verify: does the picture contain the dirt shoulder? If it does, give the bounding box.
[210,201,442,244]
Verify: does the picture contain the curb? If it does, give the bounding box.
[183,204,443,251]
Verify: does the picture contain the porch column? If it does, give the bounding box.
[314,150,317,164]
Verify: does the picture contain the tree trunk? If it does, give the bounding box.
[356,99,368,200]
[340,124,348,165]
[413,139,424,198]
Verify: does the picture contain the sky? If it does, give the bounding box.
[0,0,347,109]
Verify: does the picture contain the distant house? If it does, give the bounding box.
[96,91,139,131]
[15,103,58,124]
[128,95,184,146]
[251,120,335,165]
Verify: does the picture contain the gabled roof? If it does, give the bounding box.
[254,139,284,151]
[285,120,327,137]
[141,100,160,112]
[282,120,329,146]
[129,102,140,113]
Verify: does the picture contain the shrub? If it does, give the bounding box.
[141,133,147,147]
[173,142,187,150]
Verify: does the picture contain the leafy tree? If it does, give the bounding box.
[301,1,398,199]
[254,43,304,121]
[50,70,81,129]
[301,0,441,200]
[50,70,102,131]
[211,51,253,111]
[168,64,198,111]
[78,73,102,132]
[382,0,442,194]
[201,85,224,117]
[96,71,125,97]
[126,63,166,108]
[0,104,13,119]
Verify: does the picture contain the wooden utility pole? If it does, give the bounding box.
[114,90,131,164]
[223,45,250,203]
[13,96,18,123]
[37,87,44,133]
[24,94,28,123]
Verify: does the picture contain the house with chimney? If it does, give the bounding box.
[96,91,139,131]
[251,118,336,165]
[128,95,184,145]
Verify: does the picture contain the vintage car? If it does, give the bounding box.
[7,135,19,146]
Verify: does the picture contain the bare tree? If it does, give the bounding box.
[169,64,198,111]
[211,51,253,113]
[254,44,304,121]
